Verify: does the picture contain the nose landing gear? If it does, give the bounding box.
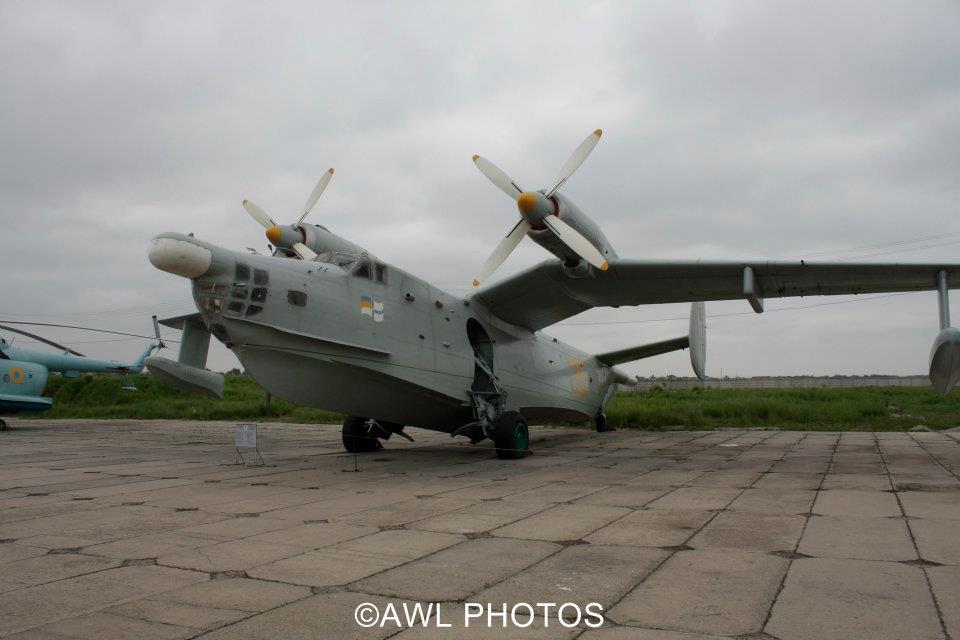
[341,416,382,453]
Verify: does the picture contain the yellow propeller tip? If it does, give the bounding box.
[472,279,481,287]
[328,168,334,174]
[600,261,609,271]
[472,154,480,161]
[594,129,603,137]
[242,199,249,205]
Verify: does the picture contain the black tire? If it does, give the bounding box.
[342,416,379,453]
[0,419,6,431]
[493,411,529,460]
[595,413,608,432]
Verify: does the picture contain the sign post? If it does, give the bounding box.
[234,423,265,466]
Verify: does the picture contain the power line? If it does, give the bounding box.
[0,320,180,344]
[556,292,916,327]
[781,231,960,260]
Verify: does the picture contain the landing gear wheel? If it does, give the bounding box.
[0,419,6,431]
[595,413,614,433]
[493,411,529,460]
[342,416,381,453]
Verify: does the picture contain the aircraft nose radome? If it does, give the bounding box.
[148,236,213,279]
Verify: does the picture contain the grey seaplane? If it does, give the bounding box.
[146,130,960,459]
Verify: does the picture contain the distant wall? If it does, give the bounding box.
[621,376,931,391]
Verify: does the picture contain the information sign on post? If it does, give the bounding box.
[234,423,265,465]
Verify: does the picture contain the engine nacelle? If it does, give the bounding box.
[284,224,367,258]
[561,259,593,279]
[527,192,617,269]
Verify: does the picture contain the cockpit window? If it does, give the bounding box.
[287,290,307,307]
[353,262,372,279]
[375,264,387,284]
[253,269,269,285]
[235,263,251,282]
[315,252,359,271]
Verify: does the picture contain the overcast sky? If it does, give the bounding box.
[2,0,959,378]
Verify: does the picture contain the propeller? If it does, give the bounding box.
[471,129,607,287]
[0,324,85,356]
[242,168,333,260]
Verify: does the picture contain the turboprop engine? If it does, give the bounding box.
[240,167,364,260]
[471,129,618,286]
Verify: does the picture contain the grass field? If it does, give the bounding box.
[26,373,960,431]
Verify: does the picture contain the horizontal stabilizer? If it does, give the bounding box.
[595,336,689,367]
[593,302,706,379]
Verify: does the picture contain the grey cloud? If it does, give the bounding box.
[1,0,958,376]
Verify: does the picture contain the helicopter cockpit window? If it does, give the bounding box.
[235,263,251,282]
[315,252,359,271]
[253,269,269,285]
[375,264,387,284]
[353,261,372,279]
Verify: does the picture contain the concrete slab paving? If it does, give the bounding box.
[0,420,957,639]
[688,511,805,553]
[475,543,668,608]
[927,566,960,639]
[350,537,560,601]
[797,515,918,561]
[607,549,789,636]
[766,558,945,640]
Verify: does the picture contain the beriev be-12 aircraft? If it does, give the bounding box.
[147,130,960,459]
[0,325,160,430]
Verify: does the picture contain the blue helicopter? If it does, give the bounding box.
[0,324,161,430]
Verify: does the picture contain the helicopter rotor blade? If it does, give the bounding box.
[0,324,85,356]
[151,315,166,349]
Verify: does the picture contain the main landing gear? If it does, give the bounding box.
[341,416,410,453]
[0,419,7,431]
[595,412,614,433]
[492,411,529,460]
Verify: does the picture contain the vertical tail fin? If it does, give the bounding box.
[126,342,161,373]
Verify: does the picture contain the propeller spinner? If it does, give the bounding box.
[242,168,335,260]
[472,129,608,287]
